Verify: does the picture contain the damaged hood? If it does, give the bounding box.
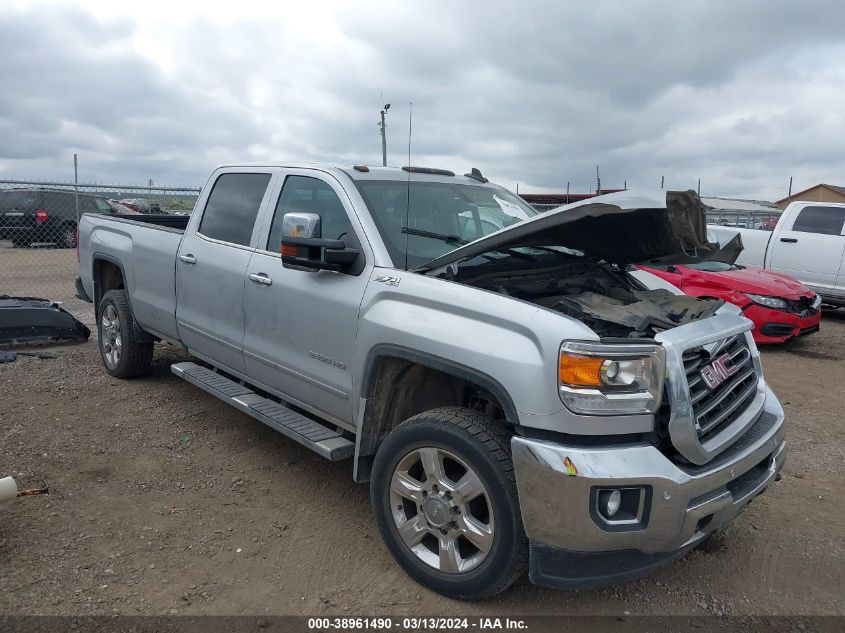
[419,189,743,271]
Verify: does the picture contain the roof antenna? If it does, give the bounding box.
[403,101,413,271]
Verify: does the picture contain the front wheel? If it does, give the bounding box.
[370,407,528,600]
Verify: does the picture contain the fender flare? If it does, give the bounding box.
[359,344,519,423]
[353,344,519,482]
[92,253,153,343]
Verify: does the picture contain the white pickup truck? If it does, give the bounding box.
[709,201,845,306]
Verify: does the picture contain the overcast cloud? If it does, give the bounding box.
[1,0,844,199]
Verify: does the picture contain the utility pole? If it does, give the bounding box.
[378,103,390,166]
[73,154,80,224]
[697,178,701,195]
[596,165,601,196]
[624,180,627,190]
[788,176,793,200]
[566,181,570,204]
[660,175,664,189]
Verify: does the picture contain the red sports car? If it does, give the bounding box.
[638,261,821,343]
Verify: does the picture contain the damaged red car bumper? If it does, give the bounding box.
[742,302,820,344]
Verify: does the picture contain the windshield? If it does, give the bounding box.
[685,261,738,272]
[354,180,536,268]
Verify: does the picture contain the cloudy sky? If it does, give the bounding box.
[1,0,844,199]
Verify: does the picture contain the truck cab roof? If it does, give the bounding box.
[213,162,495,186]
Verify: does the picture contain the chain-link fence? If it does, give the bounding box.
[0,179,200,307]
[705,209,781,230]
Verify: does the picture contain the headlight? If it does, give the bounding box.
[745,293,788,310]
[811,294,822,310]
[559,341,665,416]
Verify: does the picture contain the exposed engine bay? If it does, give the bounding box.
[447,258,723,338]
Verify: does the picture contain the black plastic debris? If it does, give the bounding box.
[0,296,90,346]
[0,350,57,363]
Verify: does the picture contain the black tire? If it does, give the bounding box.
[97,289,153,378]
[370,406,528,600]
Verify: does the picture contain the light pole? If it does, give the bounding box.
[379,103,390,166]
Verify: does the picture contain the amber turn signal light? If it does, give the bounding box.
[559,353,604,387]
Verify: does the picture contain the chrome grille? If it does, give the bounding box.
[683,334,758,441]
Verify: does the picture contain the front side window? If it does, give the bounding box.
[791,206,845,236]
[199,173,272,246]
[267,175,353,253]
[354,180,535,268]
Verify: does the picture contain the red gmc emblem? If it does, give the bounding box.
[699,353,739,390]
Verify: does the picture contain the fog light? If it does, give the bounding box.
[593,486,650,529]
[605,489,622,517]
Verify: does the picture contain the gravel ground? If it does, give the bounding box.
[0,253,843,617]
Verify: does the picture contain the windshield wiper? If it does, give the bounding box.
[401,227,468,245]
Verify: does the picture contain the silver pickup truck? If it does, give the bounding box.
[76,164,785,600]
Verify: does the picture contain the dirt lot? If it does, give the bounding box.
[0,249,843,617]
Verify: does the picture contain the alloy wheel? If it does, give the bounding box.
[100,304,122,369]
[389,446,494,574]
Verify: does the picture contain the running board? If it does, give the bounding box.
[171,362,354,461]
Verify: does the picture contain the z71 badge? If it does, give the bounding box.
[374,275,401,286]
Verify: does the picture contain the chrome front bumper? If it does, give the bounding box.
[512,385,785,557]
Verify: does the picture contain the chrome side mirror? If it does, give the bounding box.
[282,212,321,239]
[280,212,360,273]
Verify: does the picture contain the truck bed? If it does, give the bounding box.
[78,213,186,343]
[109,213,191,231]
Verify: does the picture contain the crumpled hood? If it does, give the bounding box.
[419,189,742,271]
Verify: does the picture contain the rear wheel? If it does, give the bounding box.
[58,224,77,249]
[97,289,153,378]
[370,407,528,600]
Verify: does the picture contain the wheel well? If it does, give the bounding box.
[93,259,125,308]
[354,355,514,482]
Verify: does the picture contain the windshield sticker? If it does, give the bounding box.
[492,194,525,219]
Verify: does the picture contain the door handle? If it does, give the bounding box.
[249,272,273,286]
[179,254,197,264]
[780,237,798,243]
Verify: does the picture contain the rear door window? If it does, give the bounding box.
[198,173,272,247]
[42,192,73,217]
[791,206,845,236]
